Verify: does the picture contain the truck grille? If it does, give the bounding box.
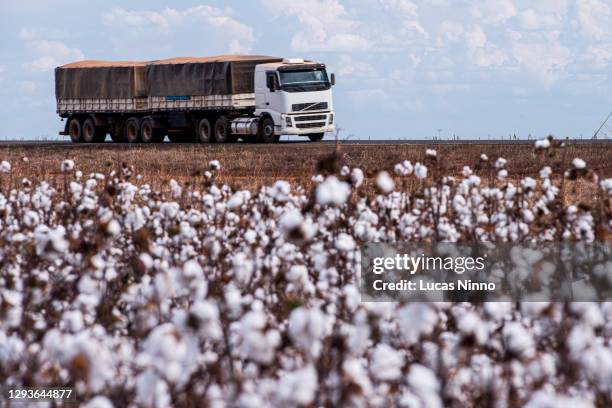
[294,115,327,122]
[292,102,328,112]
[296,122,326,129]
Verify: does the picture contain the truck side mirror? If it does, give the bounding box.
[330,73,336,86]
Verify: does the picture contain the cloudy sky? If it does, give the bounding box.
[1,0,612,140]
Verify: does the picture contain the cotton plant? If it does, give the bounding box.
[0,147,610,406]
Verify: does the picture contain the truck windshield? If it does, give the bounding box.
[279,69,329,88]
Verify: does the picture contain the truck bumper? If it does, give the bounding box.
[278,112,335,135]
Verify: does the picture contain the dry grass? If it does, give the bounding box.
[1,142,610,194]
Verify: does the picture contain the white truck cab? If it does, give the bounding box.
[254,58,335,141]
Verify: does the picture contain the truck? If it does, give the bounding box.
[54,55,335,143]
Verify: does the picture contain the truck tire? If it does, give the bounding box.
[214,116,230,143]
[140,117,155,143]
[83,118,106,143]
[125,118,140,143]
[308,133,324,142]
[258,117,276,143]
[197,118,213,143]
[68,117,82,143]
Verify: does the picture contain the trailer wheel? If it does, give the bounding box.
[140,118,155,143]
[307,133,324,142]
[82,118,97,143]
[197,119,213,143]
[214,116,230,143]
[258,117,276,143]
[125,118,140,143]
[68,117,82,143]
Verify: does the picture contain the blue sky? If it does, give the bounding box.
[1,0,612,140]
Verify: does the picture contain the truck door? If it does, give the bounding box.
[255,70,267,110]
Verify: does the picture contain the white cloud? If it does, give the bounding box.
[332,55,377,77]
[471,0,516,24]
[102,6,254,53]
[511,38,571,85]
[20,28,84,72]
[378,0,418,16]
[261,0,370,52]
[583,44,612,69]
[517,9,561,30]
[576,0,612,40]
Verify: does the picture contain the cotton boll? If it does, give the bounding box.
[0,160,12,173]
[534,139,550,149]
[288,307,326,358]
[539,166,552,179]
[335,233,356,252]
[370,343,404,381]
[83,396,114,408]
[502,322,535,359]
[343,358,372,396]
[106,219,121,236]
[61,159,75,172]
[376,171,394,194]
[135,369,171,408]
[277,365,317,406]
[270,180,291,202]
[316,176,351,206]
[397,303,438,344]
[414,163,428,179]
[407,364,441,408]
[350,168,364,188]
[287,265,308,286]
[279,209,303,232]
[235,309,280,365]
[572,158,586,169]
[232,252,254,285]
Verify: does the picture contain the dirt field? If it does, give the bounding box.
[1,141,610,193]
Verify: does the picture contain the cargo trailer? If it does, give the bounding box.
[55,55,335,143]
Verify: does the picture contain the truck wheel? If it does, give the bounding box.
[68,118,82,143]
[214,116,230,143]
[308,133,324,142]
[125,118,140,143]
[258,117,276,143]
[82,118,97,143]
[197,119,213,143]
[140,117,154,143]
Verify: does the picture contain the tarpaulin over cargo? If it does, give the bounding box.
[145,55,282,96]
[55,55,283,99]
[55,61,147,99]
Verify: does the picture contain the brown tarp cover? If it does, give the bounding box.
[55,61,147,99]
[55,55,282,99]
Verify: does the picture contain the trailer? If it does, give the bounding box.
[55,55,335,143]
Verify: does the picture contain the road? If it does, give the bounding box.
[0,139,610,147]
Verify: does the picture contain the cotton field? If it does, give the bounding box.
[0,147,611,407]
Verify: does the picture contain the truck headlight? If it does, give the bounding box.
[329,113,334,125]
[285,116,292,127]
